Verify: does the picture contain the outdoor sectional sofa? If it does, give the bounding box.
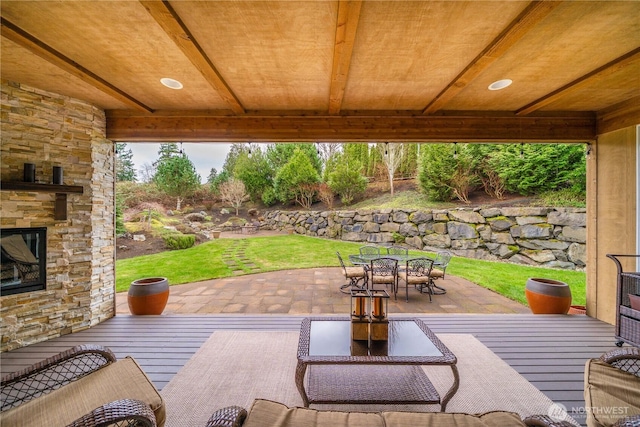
[205,399,574,427]
[2,344,639,427]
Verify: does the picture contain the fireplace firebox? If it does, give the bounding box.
[1,227,46,296]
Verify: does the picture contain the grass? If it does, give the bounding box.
[116,234,586,306]
[350,190,454,210]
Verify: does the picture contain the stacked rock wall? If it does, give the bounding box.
[263,207,586,270]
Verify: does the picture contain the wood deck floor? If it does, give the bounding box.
[1,314,618,426]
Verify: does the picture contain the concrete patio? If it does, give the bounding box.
[115,267,530,315]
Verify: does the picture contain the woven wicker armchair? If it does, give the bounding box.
[585,347,640,427]
[1,344,165,426]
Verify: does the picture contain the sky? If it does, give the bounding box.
[128,143,232,183]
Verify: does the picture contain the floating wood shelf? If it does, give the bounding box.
[1,181,84,220]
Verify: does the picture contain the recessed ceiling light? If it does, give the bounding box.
[488,79,513,91]
[160,78,183,90]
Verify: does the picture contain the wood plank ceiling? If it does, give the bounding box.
[1,0,639,142]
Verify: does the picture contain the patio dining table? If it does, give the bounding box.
[348,253,447,295]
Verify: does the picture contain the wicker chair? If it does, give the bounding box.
[336,252,366,293]
[397,257,436,302]
[584,347,640,427]
[370,257,398,299]
[1,345,165,426]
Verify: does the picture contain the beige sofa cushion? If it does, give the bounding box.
[382,410,526,426]
[243,399,526,427]
[0,357,165,427]
[584,358,640,427]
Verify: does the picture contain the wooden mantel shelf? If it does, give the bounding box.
[0,181,83,194]
[0,181,84,220]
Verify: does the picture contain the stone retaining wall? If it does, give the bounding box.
[263,207,586,270]
[0,81,115,352]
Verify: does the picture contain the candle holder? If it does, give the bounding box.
[53,166,63,185]
[23,163,36,183]
[350,289,370,341]
[370,289,389,341]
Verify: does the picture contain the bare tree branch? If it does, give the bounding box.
[219,178,249,215]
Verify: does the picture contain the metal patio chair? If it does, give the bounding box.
[359,245,381,256]
[336,252,366,294]
[430,250,452,295]
[398,257,436,302]
[386,246,408,256]
[370,257,399,299]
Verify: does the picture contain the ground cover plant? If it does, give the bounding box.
[116,234,586,306]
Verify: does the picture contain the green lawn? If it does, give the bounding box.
[116,234,586,306]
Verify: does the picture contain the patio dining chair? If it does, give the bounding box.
[386,246,408,256]
[430,250,452,295]
[359,245,381,256]
[370,257,399,299]
[397,257,435,303]
[336,252,366,294]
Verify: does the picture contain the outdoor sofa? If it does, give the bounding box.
[204,399,575,427]
[3,344,640,427]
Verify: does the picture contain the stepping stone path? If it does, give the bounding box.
[222,239,261,275]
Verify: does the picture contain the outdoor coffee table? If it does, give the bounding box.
[295,317,459,410]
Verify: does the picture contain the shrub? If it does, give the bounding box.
[162,233,196,250]
[261,187,277,206]
[327,157,367,205]
[392,232,405,244]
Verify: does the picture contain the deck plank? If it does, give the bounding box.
[0,314,618,426]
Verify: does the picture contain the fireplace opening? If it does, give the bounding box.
[1,227,46,296]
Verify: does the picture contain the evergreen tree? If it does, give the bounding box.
[154,152,201,210]
[273,148,321,207]
[156,143,181,163]
[115,143,137,182]
[327,153,367,205]
[266,143,322,175]
[233,149,273,202]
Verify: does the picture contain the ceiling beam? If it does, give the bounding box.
[422,0,561,115]
[140,0,246,115]
[517,48,640,116]
[106,112,595,143]
[0,17,154,113]
[328,0,362,115]
[597,95,640,135]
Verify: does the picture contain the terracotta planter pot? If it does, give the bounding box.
[568,305,586,315]
[212,230,221,239]
[525,278,572,314]
[128,277,169,315]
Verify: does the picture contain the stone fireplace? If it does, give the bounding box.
[0,81,116,352]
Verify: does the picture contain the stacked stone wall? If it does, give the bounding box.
[264,206,586,270]
[0,81,115,352]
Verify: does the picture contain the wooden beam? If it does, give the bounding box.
[106,112,595,142]
[517,48,640,116]
[140,0,245,115]
[422,1,560,115]
[597,95,640,136]
[0,18,154,113]
[329,0,362,115]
